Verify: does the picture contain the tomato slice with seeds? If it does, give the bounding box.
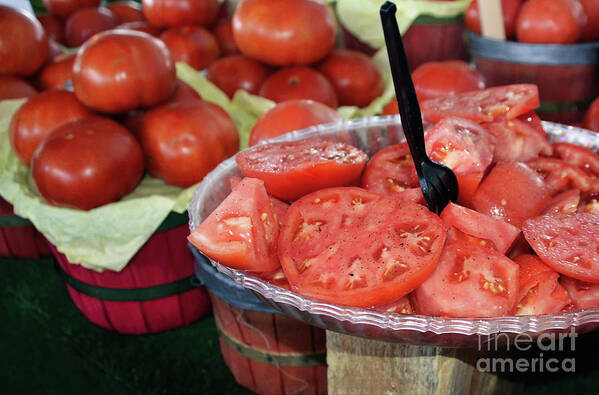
[360,142,419,196]
[472,162,550,228]
[258,268,291,290]
[552,142,599,176]
[560,276,599,310]
[411,228,519,317]
[522,212,599,283]
[372,295,414,314]
[188,177,280,272]
[230,176,289,227]
[542,189,581,215]
[278,187,447,307]
[420,84,540,124]
[236,138,368,201]
[425,117,495,204]
[513,254,571,315]
[527,157,592,195]
[579,192,599,213]
[485,112,552,162]
[440,202,520,254]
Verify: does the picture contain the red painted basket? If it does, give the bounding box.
[51,211,211,334]
[0,197,51,259]
[468,32,599,124]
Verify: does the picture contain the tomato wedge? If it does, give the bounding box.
[579,192,599,213]
[230,176,289,227]
[560,276,599,310]
[372,295,413,314]
[278,187,447,307]
[542,189,581,215]
[188,177,280,272]
[236,139,368,201]
[513,254,571,315]
[522,212,599,283]
[552,142,599,176]
[425,117,495,204]
[420,84,539,124]
[412,228,520,317]
[258,268,291,290]
[440,202,520,254]
[527,157,592,195]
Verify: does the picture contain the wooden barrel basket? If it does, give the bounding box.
[51,211,211,334]
[0,197,51,260]
[194,250,327,395]
[468,32,599,124]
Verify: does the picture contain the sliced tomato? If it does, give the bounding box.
[542,189,581,215]
[258,268,290,290]
[440,202,520,254]
[411,228,519,317]
[552,142,599,177]
[188,177,280,272]
[425,117,495,204]
[513,254,571,315]
[360,142,419,195]
[522,212,599,283]
[472,162,551,227]
[372,295,413,314]
[278,187,447,307]
[485,112,552,162]
[236,139,368,202]
[527,157,592,195]
[579,192,599,213]
[230,176,289,227]
[420,84,539,124]
[560,276,599,310]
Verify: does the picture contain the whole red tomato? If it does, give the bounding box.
[580,0,599,41]
[168,79,202,103]
[212,18,239,56]
[9,90,93,165]
[142,0,220,28]
[37,53,75,91]
[206,55,270,98]
[516,0,586,44]
[464,0,522,39]
[259,66,338,108]
[317,49,384,107]
[31,116,144,210]
[138,100,239,187]
[36,13,64,44]
[249,99,341,146]
[106,1,144,24]
[73,30,176,114]
[159,26,220,71]
[0,6,49,77]
[0,76,37,101]
[65,7,119,47]
[117,21,162,37]
[232,0,337,66]
[583,97,599,132]
[412,60,486,102]
[42,0,101,19]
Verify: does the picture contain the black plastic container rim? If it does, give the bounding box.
[190,243,279,314]
[467,32,599,65]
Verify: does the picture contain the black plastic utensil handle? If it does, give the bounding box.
[380,1,427,170]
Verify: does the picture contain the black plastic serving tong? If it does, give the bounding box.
[380,1,459,214]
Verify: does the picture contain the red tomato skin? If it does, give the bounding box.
[141,0,220,28]
[465,0,522,39]
[139,100,238,187]
[316,50,384,107]
[232,0,337,66]
[527,157,592,195]
[580,0,599,41]
[73,30,176,114]
[106,1,144,24]
[116,21,162,37]
[0,76,37,101]
[42,0,100,19]
[37,53,75,91]
[560,276,599,309]
[36,13,64,44]
[212,18,239,56]
[236,139,368,201]
[412,60,486,102]
[206,55,270,98]
[31,116,144,210]
[9,90,93,165]
[159,26,220,71]
[167,79,202,103]
[249,100,341,146]
[259,66,338,109]
[583,97,599,133]
[552,142,599,176]
[542,189,581,215]
[64,7,119,48]
[0,6,49,77]
[381,97,399,116]
[472,162,551,228]
[516,0,586,44]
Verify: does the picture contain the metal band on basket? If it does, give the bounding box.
[214,318,326,367]
[55,262,199,301]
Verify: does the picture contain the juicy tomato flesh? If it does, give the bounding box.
[542,189,581,215]
[360,142,419,196]
[527,157,592,195]
[552,142,599,177]
[278,187,447,307]
[560,276,599,310]
[236,138,368,201]
[372,295,414,314]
